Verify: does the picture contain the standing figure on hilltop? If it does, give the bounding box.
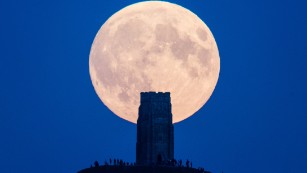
[94,161,99,167]
[186,160,190,168]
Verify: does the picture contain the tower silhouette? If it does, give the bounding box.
[136,92,174,165]
[77,92,210,173]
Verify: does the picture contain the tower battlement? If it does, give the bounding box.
[140,92,170,103]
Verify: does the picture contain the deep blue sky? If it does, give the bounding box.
[1,0,307,173]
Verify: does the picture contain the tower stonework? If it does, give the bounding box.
[136,92,174,165]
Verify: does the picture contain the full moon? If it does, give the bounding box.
[89,1,220,123]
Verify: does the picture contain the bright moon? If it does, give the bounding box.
[89,1,220,123]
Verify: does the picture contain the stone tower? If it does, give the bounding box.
[136,92,174,165]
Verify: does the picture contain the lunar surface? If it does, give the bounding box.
[89,1,220,123]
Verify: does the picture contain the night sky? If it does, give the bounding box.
[1,0,307,173]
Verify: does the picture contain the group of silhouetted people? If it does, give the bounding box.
[156,158,192,168]
[90,158,208,173]
[107,158,136,166]
[90,159,136,168]
[197,167,207,173]
[90,161,100,168]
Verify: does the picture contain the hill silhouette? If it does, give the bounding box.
[78,165,210,173]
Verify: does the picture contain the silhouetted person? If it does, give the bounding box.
[94,161,99,167]
[157,154,162,165]
[120,160,123,166]
[190,162,192,168]
[179,160,182,167]
[109,158,112,165]
[186,160,190,168]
